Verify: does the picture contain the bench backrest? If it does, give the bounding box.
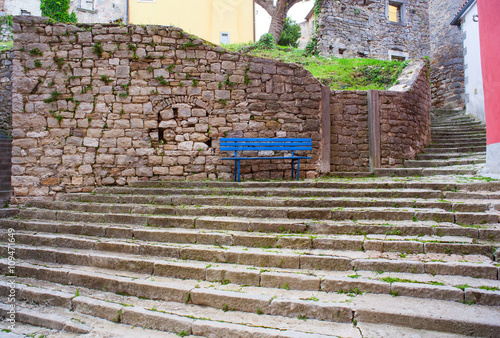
[220,138,312,156]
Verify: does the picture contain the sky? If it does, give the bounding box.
[255,1,315,40]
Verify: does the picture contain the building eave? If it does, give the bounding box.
[451,0,476,26]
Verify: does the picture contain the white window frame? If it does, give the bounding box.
[220,32,230,44]
[386,0,407,25]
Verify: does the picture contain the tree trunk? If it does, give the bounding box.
[255,0,301,43]
[269,12,287,43]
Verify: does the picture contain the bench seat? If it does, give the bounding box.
[220,138,312,182]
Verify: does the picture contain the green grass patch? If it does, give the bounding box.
[380,276,444,286]
[223,43,408,91]
[0,41,12,51]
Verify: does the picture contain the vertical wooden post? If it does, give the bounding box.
[320,85,331,173]
[368,90,381,170]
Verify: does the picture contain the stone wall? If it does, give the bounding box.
[330,91,369,171]
[379,61,431,166]
[0,49,11,137]
[11,16,323,201]
[330,60,431,171]
[316,0,430,60]
[429,0,466,109]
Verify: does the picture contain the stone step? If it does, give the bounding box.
[125,179,500,191]
[23,199,499,225]
[431,124,484,129]
[2,251,500,314]
[429,141,486,148]
[423,146,486,154]
[1,238,499,302]
[0,301,93,335]
[94,186,445,199]
[4,223,497,262]
[0,280,344,337]
[110,179,500,194]
[430,138,486,145]
[5,215,500,243]
[404,158,486,168]
[57,192,494,212]
[416,152,486,160]
[431,131,486,136]
[4,264,499,337]
[374,167,478,177]
[58,190,493,212]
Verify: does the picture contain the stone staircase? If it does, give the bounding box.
[0,137,11,206]
[404,110,487,173]
[372,110,487,177]
[1,177,500,337]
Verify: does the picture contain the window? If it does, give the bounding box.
[220,32,230,44]
[388,50,409,61]
[80,0,94,11]
[388,4,400,22]
[387,1,406,24]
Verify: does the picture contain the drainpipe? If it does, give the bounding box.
[253,0,255,42]
[125,0,129,24]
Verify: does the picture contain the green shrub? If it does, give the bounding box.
[278,18,301,48]
[41,0,77,23]
[256,33,275,50]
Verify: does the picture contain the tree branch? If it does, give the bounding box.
[255,0,276,15]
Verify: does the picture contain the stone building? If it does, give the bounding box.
[428,0,466,110]
[3,0,126,23]
[315,0,430,61]
[314,0,466,109]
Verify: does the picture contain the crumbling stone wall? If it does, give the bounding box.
[0,50,12,137]
[11,16,322,201]
[316,0,430,60]
[330,60,431,171]
[429,0,465,109]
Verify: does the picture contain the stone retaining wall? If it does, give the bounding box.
[330,60,431,171]
[0,49,11,137]
[11,16,323,201]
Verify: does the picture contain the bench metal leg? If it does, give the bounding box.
[237,159,241,182]
[296,159,300,180]
[291,159,295,179]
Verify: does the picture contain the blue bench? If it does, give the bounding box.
[220,138,312,182]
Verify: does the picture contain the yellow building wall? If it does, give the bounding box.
[129,0,254,44]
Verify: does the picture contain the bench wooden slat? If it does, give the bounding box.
[221,146,312,151]
[221,138,311,142]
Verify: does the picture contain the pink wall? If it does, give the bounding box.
[477,0,500,145]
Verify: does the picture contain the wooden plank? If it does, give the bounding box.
[368,90,381,169]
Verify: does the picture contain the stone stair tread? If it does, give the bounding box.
[2,261,499,336]
[2,238,496,283]
[5,216,496,243]
[7,213,500,242]
[4,226,493,256]
[0,280,345,338]
[16,203,499,226]
[57,192,495,211]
